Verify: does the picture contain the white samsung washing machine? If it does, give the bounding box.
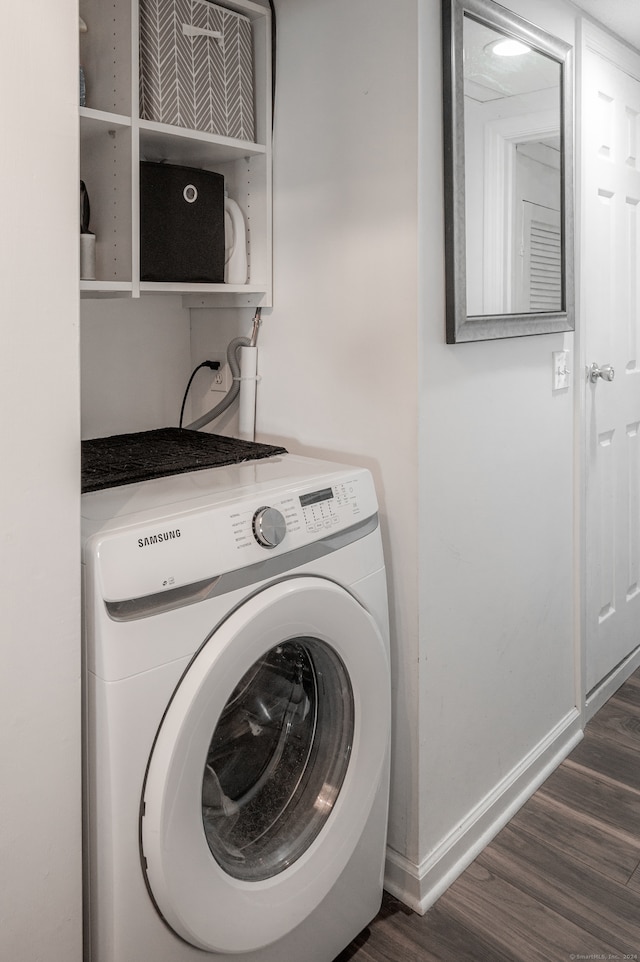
[81,453,391,962]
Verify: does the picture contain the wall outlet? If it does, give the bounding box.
[208,355,232,393]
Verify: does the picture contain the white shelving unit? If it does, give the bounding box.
[79,0,272,306]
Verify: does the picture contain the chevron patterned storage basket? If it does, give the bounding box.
[139,0,255,142]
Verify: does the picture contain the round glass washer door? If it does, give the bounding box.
[140,577,390,955]
[202,636,354,882]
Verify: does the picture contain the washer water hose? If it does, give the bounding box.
[185,336,250,431]
[185,309,262,432]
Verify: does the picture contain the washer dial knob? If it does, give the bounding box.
[252,506,287,549]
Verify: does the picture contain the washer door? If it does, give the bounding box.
[141,576,390,954]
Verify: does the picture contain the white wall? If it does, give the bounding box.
[0,4,82,960]
[414,0,580,908]
[81,296,191,438]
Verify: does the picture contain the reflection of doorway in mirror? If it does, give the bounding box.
[462,14,562,317]
[468,107,561,315]
[512,142,561,313]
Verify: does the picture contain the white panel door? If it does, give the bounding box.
[583,30,640,693]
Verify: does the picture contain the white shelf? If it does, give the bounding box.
[81,280,134,295]
[139,120,266,168]
[79,0,272,306]
[141,282,266,293]
[80,107,132,131]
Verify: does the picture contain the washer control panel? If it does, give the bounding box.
[299,481,360,533]
[232,476,366,552]
[91,466,377,601]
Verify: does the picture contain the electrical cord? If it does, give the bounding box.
[179,361,221,429]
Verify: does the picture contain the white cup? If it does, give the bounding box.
[80,233,96,280]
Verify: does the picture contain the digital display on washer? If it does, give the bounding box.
[299,487,334,507]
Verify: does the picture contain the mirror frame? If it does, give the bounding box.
[442,0,574,343]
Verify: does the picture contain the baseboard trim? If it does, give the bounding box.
[384,707,582,915]
[585,646,640,722]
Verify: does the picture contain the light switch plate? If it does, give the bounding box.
[553,351,570,391]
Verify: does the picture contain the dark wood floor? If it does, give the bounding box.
[336,668,640,962]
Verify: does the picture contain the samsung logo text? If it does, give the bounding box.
[138,529,181,548]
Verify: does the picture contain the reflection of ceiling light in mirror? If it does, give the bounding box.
[486,38,531,56]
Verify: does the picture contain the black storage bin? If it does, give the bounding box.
[140,162,225,283]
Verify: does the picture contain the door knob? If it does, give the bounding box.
[590,362,615,383]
